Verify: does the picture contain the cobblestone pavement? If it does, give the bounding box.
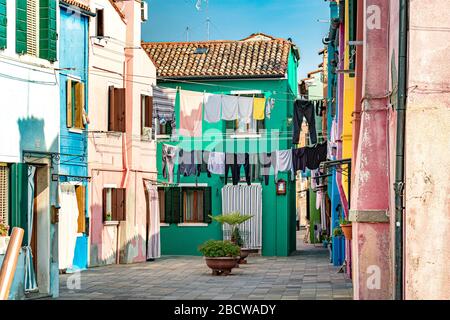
[57,232,353,300]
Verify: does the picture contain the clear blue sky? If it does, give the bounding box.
[141,0,330,79]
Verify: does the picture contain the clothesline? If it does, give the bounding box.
[161,142,328,186]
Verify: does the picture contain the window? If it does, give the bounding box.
[102,188,126,222]
[66,79,86,129]
[96,9,104,37]
[194,48,208,54]
[75,185,86,233]
[183,189,204,223]
[154,120,172,137]
[159,187,212,224]
[141,95,153,140]
[0,165,9,227]
[108,86,126,132]
[16,0,57,61]
[225,94,265,135]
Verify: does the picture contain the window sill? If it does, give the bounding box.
[68,128,83,134]
[177,223,209,227]
[104,221,119,226]
[230,133,261,139]
[160,223,170,227]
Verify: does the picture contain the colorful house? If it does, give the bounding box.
[0,0,60,299]
[142,33,300,256]
[57,0,93,273]
[87,0,158,266]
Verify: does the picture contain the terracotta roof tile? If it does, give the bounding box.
[142,34,294,79]
[60,0,91,12]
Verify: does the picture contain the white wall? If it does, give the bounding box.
[0,0,60,163]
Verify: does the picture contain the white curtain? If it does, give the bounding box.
[145,181,161,259]
[221,184,262,249]
[58,183,79,270]
[24,165,38,292]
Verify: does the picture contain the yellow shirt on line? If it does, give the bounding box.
[253,97,266,120]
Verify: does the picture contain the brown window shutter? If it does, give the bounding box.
[116,188,126,221]
[111,188,118,221]
[74,82,83,128]
[114,88,126,132]
[102,188,107,222]
[76,186,86,233]
[66,79,73,128]
[79,82,85,129]
[145,96,153,128]
[108,85,115,131]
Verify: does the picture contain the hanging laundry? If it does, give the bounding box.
[238,96,254,124]
[328,119,338,159]
[162,144,178,183]
[253,97,266,120]
[177,148,199,182]
[207,151,225,175]
[305,141,328,170]
[152,85,177,124]
[292,147,307,173]
[179,90,204,137]
[204,93,222,123]
[265,97,275,119]
[221,95,239,121]
[225,153,251,185]
[195,150,211,177]
[259,152,275,185]
[274,149,295,181]
[292,100,317,145]
[144,181,161,259]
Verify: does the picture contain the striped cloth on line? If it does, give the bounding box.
[221,184,262,250]
[152,85,177,121]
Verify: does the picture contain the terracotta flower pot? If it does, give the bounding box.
[204,257,239,276]
[238,248,251,264]
[340,224,352,240]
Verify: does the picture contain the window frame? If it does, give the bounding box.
[102,187,126,223]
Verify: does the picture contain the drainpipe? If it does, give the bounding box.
[394,0,408,301]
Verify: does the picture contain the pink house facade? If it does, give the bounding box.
[87,0,157,266]
[350,0,450,299]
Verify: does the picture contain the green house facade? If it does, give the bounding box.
[143,33,300,256]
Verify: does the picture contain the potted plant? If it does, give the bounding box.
[0,223,10,255]
[198,240,240,276]
[210,212,253,264]
[339,216,352,240]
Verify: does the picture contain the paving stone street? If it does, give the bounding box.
[57,232,352,300]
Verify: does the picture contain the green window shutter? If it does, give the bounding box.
[15,0,27,54]
[39,0,57,61]
[203,187,212,223]
[0,0,6,49]
[164,188,173,223]
[172,188,181,223]
[8,163,29,245]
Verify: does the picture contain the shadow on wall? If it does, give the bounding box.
[17,116,59,157]
[89,204,150,267]
[90,233,149,267]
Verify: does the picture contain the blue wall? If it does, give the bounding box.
[326,1,345,266]
[58,7,89,271]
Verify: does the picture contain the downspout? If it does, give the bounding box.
[395,0,408,301]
